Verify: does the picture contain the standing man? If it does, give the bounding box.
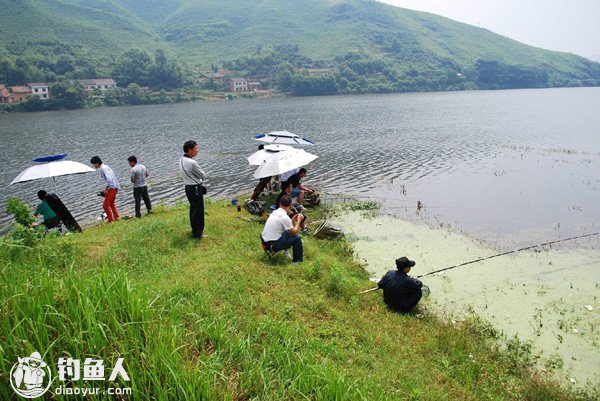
[179,140,206,239]
[261,195,304,263]
[91,156,121,222]
[127,156,152,218]
[377,257,423,313]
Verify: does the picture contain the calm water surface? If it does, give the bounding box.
[1,87,599,247]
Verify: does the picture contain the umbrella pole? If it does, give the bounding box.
[52,177,65,235]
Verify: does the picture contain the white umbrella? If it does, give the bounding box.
[253,148,318,179]
[11,160,95,185]
[254,130,316,146]
[247,144,295,166]
[10,158,92,233]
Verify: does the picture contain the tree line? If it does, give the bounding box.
[2,40,599,113]
[1,42,191,90]
[227,45,599,96]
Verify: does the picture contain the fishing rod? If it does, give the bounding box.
[360,231,600,293]
[416,231,600,278]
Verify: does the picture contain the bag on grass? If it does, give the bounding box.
[304,191,321,207]
[245,200,264,216]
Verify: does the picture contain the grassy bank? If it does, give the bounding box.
[0,201,592,400]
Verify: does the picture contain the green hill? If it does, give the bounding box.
[1,0,599,91]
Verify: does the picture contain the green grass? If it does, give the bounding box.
[0,200,595,400]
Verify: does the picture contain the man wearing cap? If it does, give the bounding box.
[377,256,423,313]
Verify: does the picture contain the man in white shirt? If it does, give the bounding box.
[179,140,207,239]
[91,156,121,222]
[261,195,304,262]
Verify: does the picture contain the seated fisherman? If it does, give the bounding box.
[261,195,304,263]
[377,257,423,313]
[287,168,314,204]
[276,181,307,230]
[33,190,61,229]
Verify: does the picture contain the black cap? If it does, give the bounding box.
[396,257,416,270]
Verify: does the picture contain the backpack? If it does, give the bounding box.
[304,191,321,207]
[245,200,264,216]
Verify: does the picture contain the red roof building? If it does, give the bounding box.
[6,86,32,103]
[0,84,10,103]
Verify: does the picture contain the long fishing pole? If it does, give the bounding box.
[416,231,600,278]
[360,231,600,293]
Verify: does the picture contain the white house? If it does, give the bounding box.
[227,78,248,92]
[27,82,49,99]
[80,79,118,91]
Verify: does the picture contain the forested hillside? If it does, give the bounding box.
[1,0,599,97]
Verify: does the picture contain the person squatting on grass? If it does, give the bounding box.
[34,190,60,229]
[377,257,423,313]
[179,140,207,239]
[277,181,307,231]
[91,156,121,222]
[127,155,152,218]
[287,167,314,204]
[261,195,304,263]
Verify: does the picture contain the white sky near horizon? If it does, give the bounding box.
[379,0,600,61]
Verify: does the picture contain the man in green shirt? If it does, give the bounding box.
[34,190,60,229]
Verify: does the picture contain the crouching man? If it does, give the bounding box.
[377,257,423,313]
[261,195,303,263]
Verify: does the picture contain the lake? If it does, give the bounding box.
[1,87,599,247]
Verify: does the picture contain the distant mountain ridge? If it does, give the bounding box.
[1,0,599,90]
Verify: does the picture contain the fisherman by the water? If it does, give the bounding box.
[127,155,152,218]
[33,190,60,229]
[179,140,207,239]
[90,156,121,223]
[377,256,423,313]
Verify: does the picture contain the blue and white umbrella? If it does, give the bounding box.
[254,130,316,146]
[11,160,94,184]
[10,154,95,191]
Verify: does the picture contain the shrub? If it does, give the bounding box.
[8,223,46,246]
[5,197,35,226]
[5,197,47,246]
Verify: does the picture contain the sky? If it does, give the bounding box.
[380,0,600,61]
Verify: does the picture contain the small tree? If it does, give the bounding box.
[5,198,46,245]
[5,198,35,226]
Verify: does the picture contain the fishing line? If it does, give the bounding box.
[416,231,600,278]
[360,232,599,295]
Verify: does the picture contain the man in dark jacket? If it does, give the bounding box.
[377,256,423,313]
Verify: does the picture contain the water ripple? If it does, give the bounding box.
[1,89,600,239]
